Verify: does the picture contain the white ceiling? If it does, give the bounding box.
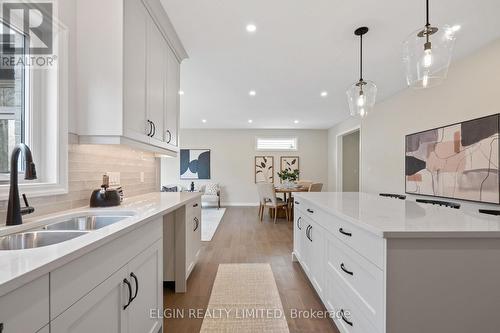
[160,0,500,129]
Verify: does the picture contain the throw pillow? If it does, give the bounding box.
[204,183,218,195]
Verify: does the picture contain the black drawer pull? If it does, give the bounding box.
[306,225,312,242]
[130,272,139,303]
[194,217,199,231]
[341,263,354,276]
[295,201,300,205]
[193,203,199,208]
[297,217,302,230]
[340,309,353,326]
[339,228,352,237]
[306,209,314,214]
[123,278,132,309]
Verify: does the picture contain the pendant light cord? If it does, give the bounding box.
[426,0,430,27]
[359,34,363,81]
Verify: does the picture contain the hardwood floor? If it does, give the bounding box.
[164,207,339,333]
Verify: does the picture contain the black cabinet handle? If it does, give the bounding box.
[166,130,172,143]
[341,263,354,276]
[306,209,314,214]
[146,120,153,136]
[339,228,352,237]
[340,309,353,326]
[151,121,156,137]
[193,203,199,208]
[297,217,302,230]
[306,225,312,242]
[130,272,139,303]
[123,278,132,309]
[194,217,199,231]
[295,201,300,205]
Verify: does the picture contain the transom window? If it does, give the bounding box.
[256,138,298,151]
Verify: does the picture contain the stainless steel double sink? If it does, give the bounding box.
[0,213,135,251]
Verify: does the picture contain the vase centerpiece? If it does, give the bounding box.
[277,169,300,188]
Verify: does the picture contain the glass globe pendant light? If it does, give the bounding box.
[403,0,457,89]
[347,27,377,118]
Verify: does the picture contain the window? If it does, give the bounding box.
[0,21,28,182]
[256,138,298,151]
[0,11,69,200]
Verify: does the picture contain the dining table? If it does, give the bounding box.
[274,185,309,221]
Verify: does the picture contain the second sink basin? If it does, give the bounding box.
[43,215,133,231]
[0,231,89,250]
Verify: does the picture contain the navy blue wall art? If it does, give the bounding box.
[180,149,211,180]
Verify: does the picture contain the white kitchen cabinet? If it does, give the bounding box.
[186,199,202,277]
[76,0,187,155]
[298,213,325,298]
[51,266,128,333]
[52,240,162,333]
[292,211,303,263]
[0,275,49,333]
[127,240,163,333]
[123,0,149,143]
[164,198,202,293]
[165,46,180,147]
[147,19,167,146]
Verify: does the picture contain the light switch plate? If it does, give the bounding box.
[140,172,145,183]
[106,172,121,186]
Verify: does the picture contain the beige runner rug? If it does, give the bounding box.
[200,263,290,333]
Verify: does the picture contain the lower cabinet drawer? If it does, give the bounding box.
[326,234,384,329]
[325,269,382,333]
[0,275,49,333]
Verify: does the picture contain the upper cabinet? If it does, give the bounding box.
[76,0,187,156]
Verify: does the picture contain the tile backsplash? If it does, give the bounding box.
[0,144,160,225]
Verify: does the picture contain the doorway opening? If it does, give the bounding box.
[337,128,361,192]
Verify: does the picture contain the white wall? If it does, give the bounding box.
[328,38,500,206]
[162,129,328,205]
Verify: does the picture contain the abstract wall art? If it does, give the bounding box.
[255,156,274,183]
[180,149,211,180]
[405,114,500,204]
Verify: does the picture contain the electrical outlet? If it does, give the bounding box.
[106,172,121,186]
[140,171,145,183]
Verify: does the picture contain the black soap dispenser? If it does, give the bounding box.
[90,175,121,207]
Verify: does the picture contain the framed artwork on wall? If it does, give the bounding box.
[280,156,300,175]
[180,149,211,180]
[255,156,274,183]
[405,114,500,204]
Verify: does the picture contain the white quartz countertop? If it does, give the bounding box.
[294,192,500,238]
[0,192,201,297]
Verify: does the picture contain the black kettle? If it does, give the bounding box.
[90,175,122,208]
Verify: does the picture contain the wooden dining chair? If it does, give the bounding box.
[256,182,288,223]
[308,183,323,192]
[296,180,313,188]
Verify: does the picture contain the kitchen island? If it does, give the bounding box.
[293,192,500,333]
[0,191,201,333]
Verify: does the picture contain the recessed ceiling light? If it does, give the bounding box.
[249,90,256,96]
[451,24,461,32]
[294,120,299,124]
[321,91,328,97]
[246,24,257,33]
[248,119,253,124]
[202,119,207,123]
[178,90,184,96]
